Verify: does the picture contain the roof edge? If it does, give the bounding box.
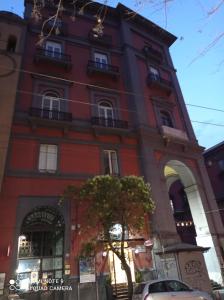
[116,3,177,46]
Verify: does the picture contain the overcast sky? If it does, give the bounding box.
[1,0,223,150]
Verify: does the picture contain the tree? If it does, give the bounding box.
[61,175,155,300]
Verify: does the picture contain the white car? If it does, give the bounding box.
[132,279,213,300]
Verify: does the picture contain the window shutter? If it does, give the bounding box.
[38,144,47,171]
[111,151,119,175]
[46,145,57,172]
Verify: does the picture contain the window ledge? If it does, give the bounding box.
[161,125,189,143]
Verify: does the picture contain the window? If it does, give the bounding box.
[160,110,173,127]
[149,66,160,81]
[41,92,60,120]
[17,207,64,291]
[38,144,58,173]
[7,35,17,52]
[98,101,114,126]
[45,41,62,59]
[94,52,108,69]
[103,150,119,175]
[218,160,224,171]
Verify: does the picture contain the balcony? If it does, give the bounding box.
[34,48,72,70]
[143,46,163,64]
[88,31,112,47]
[147,73,173,95]
[29,107,72,122]
[161,125,189,143]
[87,60,119,79]
[91,117,128,129]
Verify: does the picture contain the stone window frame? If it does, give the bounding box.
[90,89,120,120]
[91,47,112,65]
[100,146,121,176]
[43,38,65,54]
[38,143,59,174]
[32,77,70,113]
[151,96,176,128]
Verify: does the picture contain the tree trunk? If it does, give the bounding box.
[120,256,133,300]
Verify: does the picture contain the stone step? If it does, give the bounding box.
[112,284,128,300]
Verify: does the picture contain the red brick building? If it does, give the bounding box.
[0,1,224,299]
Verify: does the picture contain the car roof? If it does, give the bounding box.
[139,279,191,286]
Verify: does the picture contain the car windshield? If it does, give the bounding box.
[133,283,146,294]
[165,280,192,292]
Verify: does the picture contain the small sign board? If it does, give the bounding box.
[79,257,96,283]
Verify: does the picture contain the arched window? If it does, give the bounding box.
[98,101,114,127]
[7,35,17,52]
[41,91,60,120]
[160,110,173,128]
[17,207,64,291]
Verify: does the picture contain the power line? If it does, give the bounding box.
[14,89,224,124]
[186,103,224,114]
[191,120,224,127]
[0,64,224,116]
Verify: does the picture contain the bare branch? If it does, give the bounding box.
[208,0,224,16]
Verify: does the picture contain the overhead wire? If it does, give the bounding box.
[0,64,223,117]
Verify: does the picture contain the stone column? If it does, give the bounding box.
[185,184,223,284]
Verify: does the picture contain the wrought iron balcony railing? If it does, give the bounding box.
[91,117,128,129]
[34,48,72,70]
[29,107,72,122]
[147,73,173,95]
[148,74,173,87]
[87,60,119,77]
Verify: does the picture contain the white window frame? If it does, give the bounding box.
[41,93,60,119]
[94,52,108,69]
[149,66,160,81]
[38,144,58,173]
[103,150,119,175]
[45,41,62,59]
[98,101,113,118]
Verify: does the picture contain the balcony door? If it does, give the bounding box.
[98,101,114,127]
[42,93,60,120]
[45,41,62,59]
[94,52,108,69]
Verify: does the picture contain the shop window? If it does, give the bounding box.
[7,35,17,52]
[38,144,58,173]
[103,150,119,175]
[17,207,64,291]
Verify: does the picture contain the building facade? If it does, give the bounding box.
[0,1,224,299]
[204,142,224,227]
[0,11,26,191]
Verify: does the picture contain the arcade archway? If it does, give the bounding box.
[164,160,222,283]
